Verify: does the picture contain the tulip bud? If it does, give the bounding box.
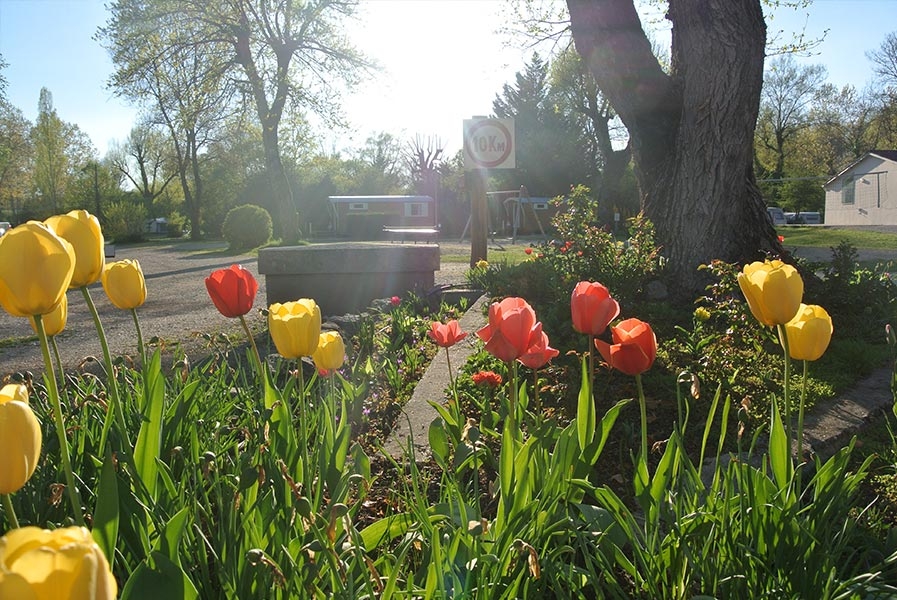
[737,260,803,326]
[0,384,41,494]
[571,281,620,336]
[0,526,117,599]
[313,331,345,373]
[781,304,833,361]
[29,294,67,337]
[206,264,258,318]
[45,210,105,288]
[0,221,75,318]
[595,318,657,376]
[268,300,322,358]
[102,259,147,310]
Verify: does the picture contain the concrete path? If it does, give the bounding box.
[382,294,489,458]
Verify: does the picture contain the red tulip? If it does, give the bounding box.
[571,281,620,336]
[476,297,542,363]
[428,320,467,348]
[205,264,258,318]
[518,330,559,369]
[595,318,657,376]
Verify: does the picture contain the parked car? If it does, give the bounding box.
[766,207,787,226]
[785,212,797,224]
[799,211,822,225]
[0,222,10,236]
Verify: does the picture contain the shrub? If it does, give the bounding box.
[103,201,147,243]
[222,204,272,250]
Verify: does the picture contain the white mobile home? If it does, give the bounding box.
[823,150,897,225]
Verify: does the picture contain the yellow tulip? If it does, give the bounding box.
[781,303,833,361]
[737,259,803,326]
[102,259,147,310]
[29,294,67,337]
[313,331,345,374]
[0,526,117,600]
[0,221,75,318]
[0,384,41,494]
[45,210,105,288]
[268,300,322,358]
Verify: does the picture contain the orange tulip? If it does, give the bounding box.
[476,297,543,363]
[571,281,620,336]
[595,318,657,376]
[518,330,559,370]
[428,320,467,348]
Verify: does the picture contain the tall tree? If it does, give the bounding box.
[0,102,32,221]
[109,122,178,212]
[567,0,779,293]
[868,31,897,90]
[102,0,369,244]
[755,55,828,180]
[549,46,634,218]
[31,89,95,217]
[493,52,589,197]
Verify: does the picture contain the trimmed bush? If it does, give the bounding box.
[104,201,147,243]
[222,204,272,250]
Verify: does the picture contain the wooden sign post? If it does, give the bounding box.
[463,118,515,267]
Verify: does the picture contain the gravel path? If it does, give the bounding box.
[0,240,473,377]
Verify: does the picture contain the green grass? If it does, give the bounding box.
[440,242,533,265]
[778,226,897,249]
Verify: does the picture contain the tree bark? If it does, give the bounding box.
[567,0,782,294]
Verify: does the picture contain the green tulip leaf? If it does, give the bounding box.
[577,355,595,452]
[134,349,165,498]
[120,551,198,600]
[91,447,119,564]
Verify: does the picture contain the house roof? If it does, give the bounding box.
[328,195,433,203]
[824,150,897,187]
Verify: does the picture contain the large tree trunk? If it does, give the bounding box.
[568,0,782,294]
[261,119,299,244]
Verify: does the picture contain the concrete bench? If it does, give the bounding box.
[382,226,439,243]
[258,242,440,315]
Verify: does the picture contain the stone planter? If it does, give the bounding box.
[258,242,440,315]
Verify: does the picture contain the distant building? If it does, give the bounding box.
[823,150,897,225]
[328,196,435,238]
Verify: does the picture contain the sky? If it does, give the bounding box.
[0,0,895,158]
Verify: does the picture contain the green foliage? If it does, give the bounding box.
[470,185,663,349]
[104,200,147,243]
[222,204,272,250]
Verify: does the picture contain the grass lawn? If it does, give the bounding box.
[778,226,897,249]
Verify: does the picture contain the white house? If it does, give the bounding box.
[823,150,897,225]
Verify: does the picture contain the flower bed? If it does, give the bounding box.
[0,210,896,598]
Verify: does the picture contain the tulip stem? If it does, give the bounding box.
[509,362,520,440]
[130,308,145,367]
[239,314,264,378]
[2,493,19,530]
[797,359,809,465]
[50,335,65,390]
[588,334,595,396]
[636,373,648,464]
[81,286,132,454]
[35,315,85,526]
[778,324,794,448]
